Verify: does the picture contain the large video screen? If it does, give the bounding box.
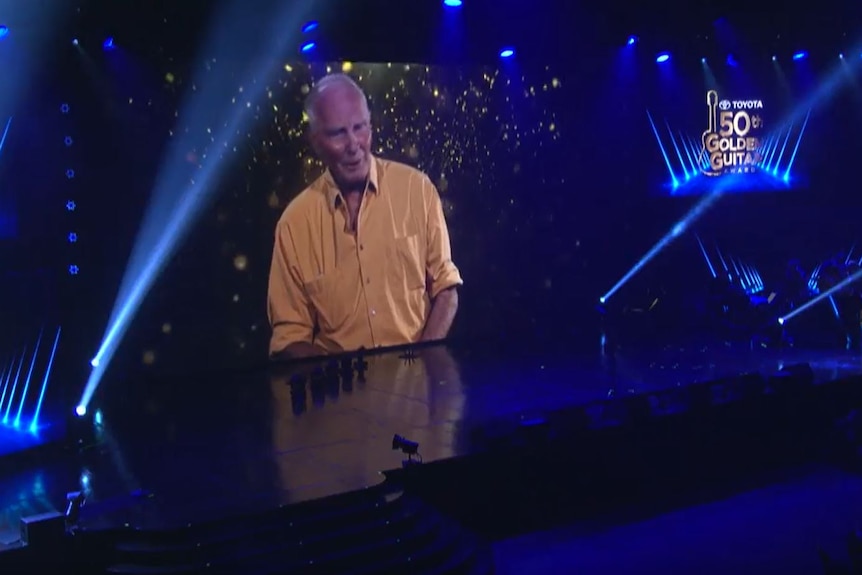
[80,53,862,375]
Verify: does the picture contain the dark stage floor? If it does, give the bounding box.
[1,333,860,549]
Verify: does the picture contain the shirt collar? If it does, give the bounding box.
[323,155,379,209]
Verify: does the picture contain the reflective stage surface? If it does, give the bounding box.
[1,336,860,544]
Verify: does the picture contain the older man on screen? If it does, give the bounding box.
[267,73,462,359]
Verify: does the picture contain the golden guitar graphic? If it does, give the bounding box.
[699,90,720,176]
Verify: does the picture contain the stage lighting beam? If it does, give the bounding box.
[656,53,670,63]
[499,48,514,59]
[600,187,726,303]
[78,0,327,414]
[780,267,862,325]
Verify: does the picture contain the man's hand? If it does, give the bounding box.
[421,287,459,342]
[271,341,329,361]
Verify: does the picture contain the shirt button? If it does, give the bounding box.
[366,278,371,284]
[371,309,377,316]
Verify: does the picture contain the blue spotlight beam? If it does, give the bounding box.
[665,121,689,180]
[601,188,725,303]
[714,243,729,273]
[782,267,862,324]
[80,0,328,411]
[766,131,793,173]
[14,329,42,428]
[0,362,9,413]
[679,131,699,174]
[771,125,793,174]
[695,235,717,278]
[0,116,11,157]
[2,351,26,424]
[647,111,677,187]
[29,327,60,433]
[783,109,811,180]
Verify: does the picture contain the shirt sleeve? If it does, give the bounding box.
[423,177,463,299]
[267,221,316,356]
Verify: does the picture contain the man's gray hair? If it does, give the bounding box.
[304,73,369,131]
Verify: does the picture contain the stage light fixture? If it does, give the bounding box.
[65,491,86,527]
[68,265,79,276]
[300,41,316,53]
[75,405,86,416]
[772,55,777,61]
[392,433,419,455]
[0,25,8,39]
[792,51,807,61]
[499,48,514,59]
[103,37,115,50]
[701,57,707,63]
[444,0,463,6]
[840,53,845,59]
[72,38,79,46]
[627,36,637,45]
[301,20,318,33]
[656,53,670,63]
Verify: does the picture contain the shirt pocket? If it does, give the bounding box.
[303,269,353,333]
[391,233,426,291]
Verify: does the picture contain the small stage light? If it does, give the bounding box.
[75,405,86,417]
[103,37,115,50]
[68,232,77,243]
[627,36,637,45]
[701,57,707,63]
[499,48,514,59]
[300,41,316,53]
[72,39,79,46]
[444,0,463,6]
[68,265,79,275]
[772,55,777,61]
[301,21,318,33]
[656,53,670,63]
[792,51,807,61]
[90,358,98,367]
[392,433,419,455]
[840,53,845,59]
[0,25,8,39]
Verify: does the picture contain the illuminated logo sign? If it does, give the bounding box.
[647,88,809,195]
[699,90,764,177]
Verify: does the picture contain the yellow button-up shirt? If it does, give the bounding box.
[267,156,463,356]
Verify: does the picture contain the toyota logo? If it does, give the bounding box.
[719,100,731,110]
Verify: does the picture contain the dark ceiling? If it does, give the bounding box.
[14,0,862,69]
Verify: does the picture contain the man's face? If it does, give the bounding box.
[309,84,372,190]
